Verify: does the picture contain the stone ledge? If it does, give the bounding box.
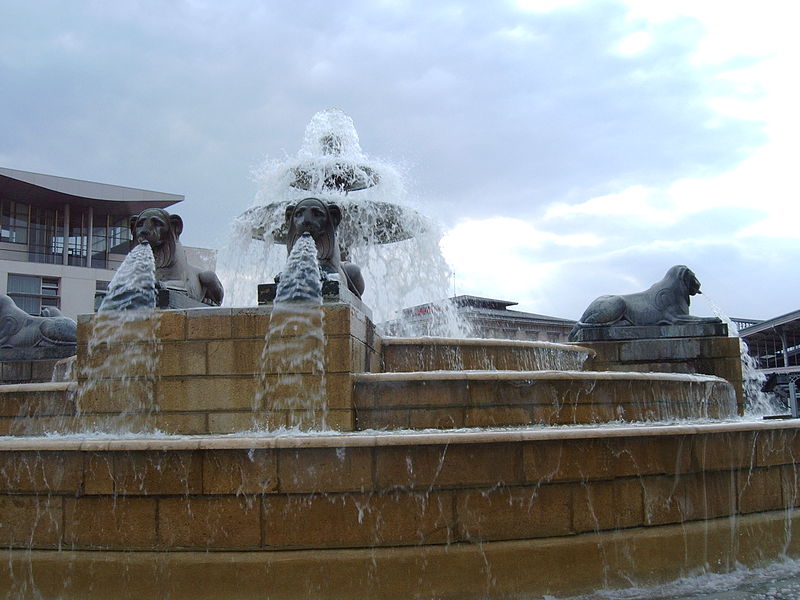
[572,322,728,342]
[2,420,798,451]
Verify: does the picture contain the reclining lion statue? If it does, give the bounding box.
[0,294,77,349]
[569,265,721,341]
[282,197,365,299]
[130,208,224,306]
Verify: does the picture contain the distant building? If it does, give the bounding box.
[0,167,182,318]
[739,310,800,408]
[386,295,576,342]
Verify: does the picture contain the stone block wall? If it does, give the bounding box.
[0,359,64,384]
[70,304,380,434]
[1,423,800,599]
[579,336,745,413]
[354,373,736,429]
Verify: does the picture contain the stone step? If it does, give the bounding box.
[0,382,76,436]
[380,337,594,373]
[353,370,737,430]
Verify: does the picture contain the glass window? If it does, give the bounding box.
[7,274,60,315]
[1,200,29,244]
[108,214,132,255]
[68,210,87,267]
[92,213,109,268]
[28,206,60,264]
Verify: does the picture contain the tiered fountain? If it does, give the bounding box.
[1,112,799,600]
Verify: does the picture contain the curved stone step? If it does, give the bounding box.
[381,337,594,373]
[0,381,76,436]
[353,370,737,430]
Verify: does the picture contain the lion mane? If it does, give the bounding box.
[132,208,178,269]
[129,208,224,306]
[285,198,339,263]
[283,198,365,298]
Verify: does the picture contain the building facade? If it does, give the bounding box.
[0,167,182,318]
[739,310,800,411]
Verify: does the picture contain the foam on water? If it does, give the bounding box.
[561,557,800,599]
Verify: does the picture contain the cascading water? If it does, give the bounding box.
[255,233,327,429]
[701,294,782,416]
[77,242,162,432]
[218,108,469,336]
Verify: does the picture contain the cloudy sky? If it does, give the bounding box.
[1,1,797,321]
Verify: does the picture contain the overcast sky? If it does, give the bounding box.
[1,1,797,321]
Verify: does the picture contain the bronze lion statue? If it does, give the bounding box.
[130,208,224,306]
[569,265,721,341]
[283,197,365,298]
[0,294,77,349]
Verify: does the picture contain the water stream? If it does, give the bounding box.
[255,233,327,429]
[76,242,162,432]
[701,294,782,416]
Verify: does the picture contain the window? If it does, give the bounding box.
[92,213,109,268]
[7,274,60,315]
[29,205,61,264]
[1,200,29,244]
[94,280,109,310]
[108,214,131,255]
[67,209,87,266]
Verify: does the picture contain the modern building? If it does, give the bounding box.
[739,309,800,409]
[385,295,576,342]
[0,167,183,318]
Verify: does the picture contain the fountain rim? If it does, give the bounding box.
[353,369,729,383]
[1,419,794,452]
[382,336,595,355]
[0,369,722,396]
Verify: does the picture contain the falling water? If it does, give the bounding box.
[218,108,469,336]
[76,243,162,432]
[255,234,327,429]
[97,242,157,312]
[701,294,781,416]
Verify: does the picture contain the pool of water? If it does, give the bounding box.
[561,558,800,599]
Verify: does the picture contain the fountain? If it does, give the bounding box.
[1,112,799,600]
[223,108,467,335]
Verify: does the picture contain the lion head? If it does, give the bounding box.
[285,197,342,263]
[667,265,701,296]
[130,208,183,269]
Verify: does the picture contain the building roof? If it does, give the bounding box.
[740,309,800,339]
[0,167,183,213]
[404,295,575,325]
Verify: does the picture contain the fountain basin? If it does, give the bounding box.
[1,421,799,599]
[381,336,594,372]
[354,370,737,429]
[0,301,790,598]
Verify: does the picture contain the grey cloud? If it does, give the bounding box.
[0,0,787,320]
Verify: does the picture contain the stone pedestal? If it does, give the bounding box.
[73,303,379,434]
[579,334,745,414]
[156,288,209,309]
